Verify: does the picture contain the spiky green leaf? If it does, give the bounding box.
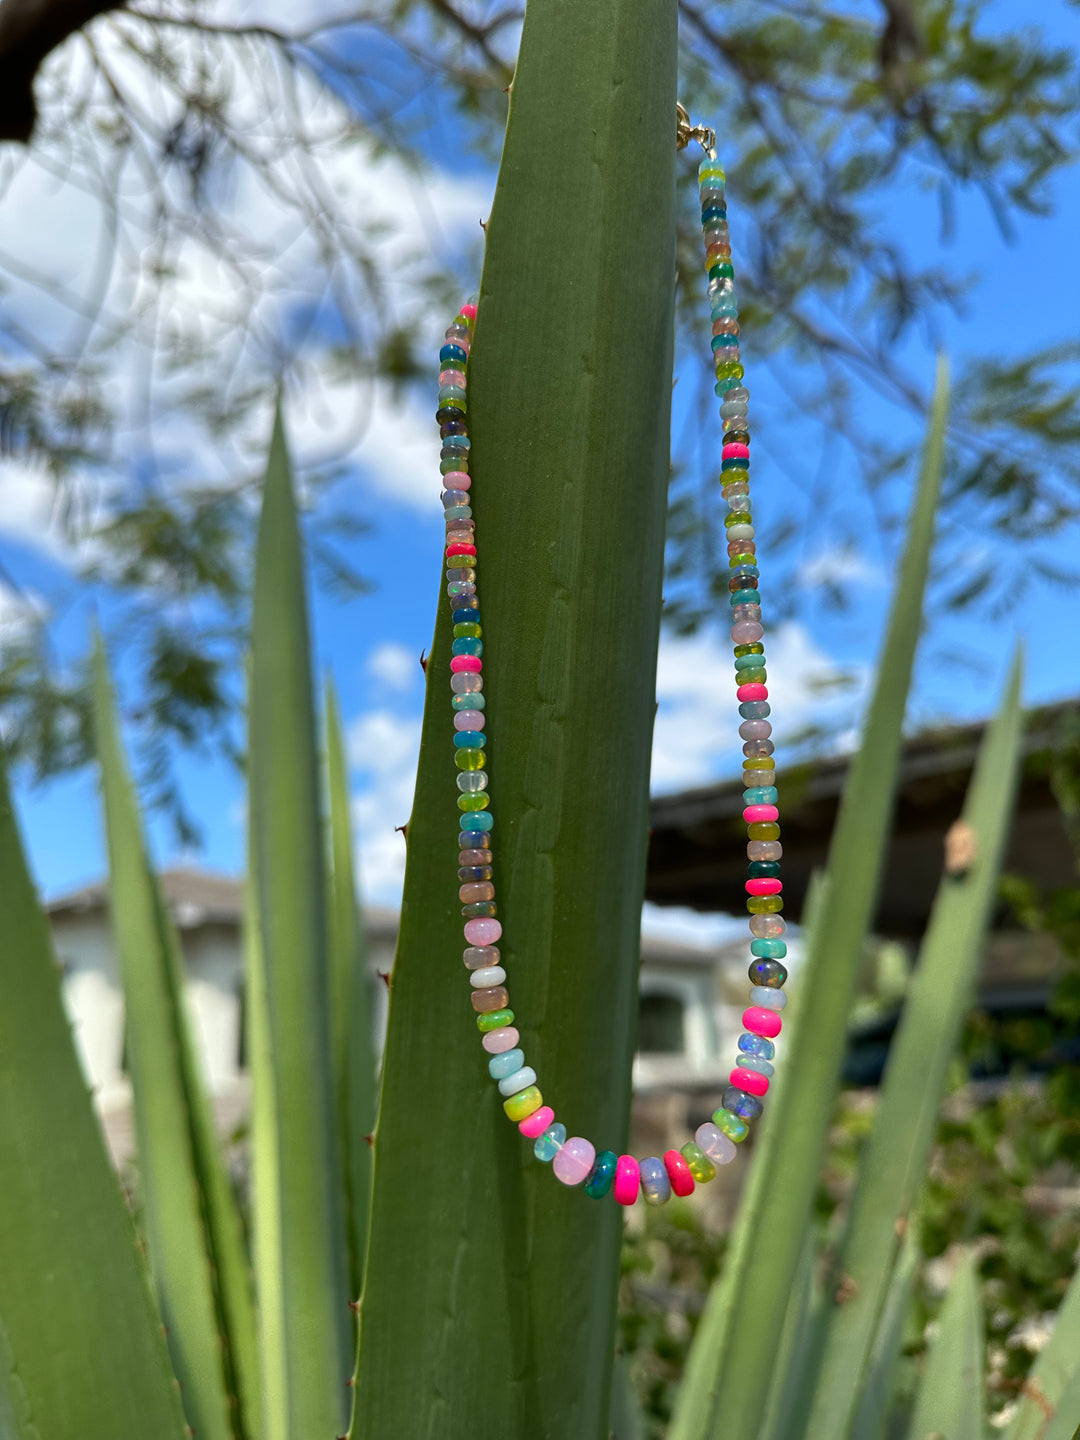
[905,1251,985,1440]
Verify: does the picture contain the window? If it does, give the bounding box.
[638,990,686,1055]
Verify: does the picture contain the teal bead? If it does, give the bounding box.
[535,1122,566,1162]
[444,505,471,520]
[468,812,494,831]
[452,693,485,711]
[454,732,486,748]
[488,1049,524,1080]
[747,861,781,878]
[731,590,761,607]
[734,653,765,670]
[452,638,483,657]
[736,1053,774,1078]
[583,1150,618,1199]
[751,938,787,958]
[743,787,778,805]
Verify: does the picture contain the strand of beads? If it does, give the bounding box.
[698,152,788,1145]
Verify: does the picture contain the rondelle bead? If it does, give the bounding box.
[497,1065,538,1097]
[750,937,787,958]
[584,1150,618,1199]
[482,1026,519,1054]
[488,1048,524,1079]
[680,1141,716,1183]
[737,683,768,702]
[519,1106,554,1139]
[711,1107,750,1143]
[449,655,482,674]
[454,709,485,730]
[749,914,786,938]
[503,1086,543,1122]
[460,881,495,903]
[695,1121,738,1166]
[461,900,496,918]
[464,918,502,946]
[613,1155,640,1206]
[748,958,788,988]
[639,1156,672,1206]
[464,812,494,832]
[731,1067,769,1097]
[455,748,485,771]
[534,1122,566,1161]
[471,985,509,1014]
[747,896,783,914]
[722,1086,763,1120]
[476,1007,513,1032]
[664,1149,696,1198]
[743,804,780,824]
[731,621,764,644]
[750,986,787,1011]
[745,877,783,896]
[743,1005,783,1039]
[453,730,486,747]
[463,944,499,969]
[736,1053,774,1078]
[553,1137,596,1186]
[470,966,506,989]
[738,1031,775,1061]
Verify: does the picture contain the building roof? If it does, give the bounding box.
[646,698,1080,935]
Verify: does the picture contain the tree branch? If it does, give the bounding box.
[0,0,126,141]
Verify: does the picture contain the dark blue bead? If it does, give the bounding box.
[458,830,488,848]
[439,344,468,364]
[721,457,750,470]
[701,205,727,224]
[723,1086,763,1120]
[739,1032,775,1060]
[452,608,479,625]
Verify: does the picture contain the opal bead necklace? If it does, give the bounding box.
[434,113,787,1206]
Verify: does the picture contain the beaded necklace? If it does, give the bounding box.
[435,112,786,1207]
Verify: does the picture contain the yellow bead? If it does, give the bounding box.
[503,1086,543,1122]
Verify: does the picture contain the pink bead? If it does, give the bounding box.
[744,1006,783,1039]
[737,683,768,702]
[450,655,482,673]
[446,542,476,557]
[731,621,764,645]
[553,1137,595,1186]
[482,1026,519,1054]
[464,918,502,946]
[519,1105,554,1139]
[443,471,471,489]
[745,878,782,896]
[460,302,477,320]
[731,1067,769,1096]
[722,442,750,460]
[439,369,466,387]
[613,1155,640,1206]
[743,804,779,823]
[664,1149,696,1197]
[454,710,485,731]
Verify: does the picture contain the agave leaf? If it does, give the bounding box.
[850,1226,920,1440]
[905,1251,985,1440]
[1004,1259,1080,1440]
[249,409,351,1437]
[669,361,950,1440]
[805,651,1024,1440]
[325,678,376,1301]
[610,1352,646,1440]
[351,2,677,1434]
[0,744,187,1438]
[758,1230,824,1440]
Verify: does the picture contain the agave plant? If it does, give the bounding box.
[0,2,1078,1438]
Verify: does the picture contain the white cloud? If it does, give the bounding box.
[348,706,422,903]
[651,621,861,792]
[797,547,884,589]
[367,641,420,692]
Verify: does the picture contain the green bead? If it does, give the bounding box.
[729,553,756,568]
[440,458,467,474]
[724,511,752,528]
[477,1008,514,1032]
[455,749,485,771]
[748,822,781,841]
[748,895,784,914]
[715,361,745,381]
[710,262,735,280]
[462,901,496,919]
[733,642,764,657]
[454,623,482,638]
[457,794,490,812]
[712,1107,749,1143]
[680,1142,716,1183]
[583,1150,618,1199]
[743,757,774,770]
[748,861,781,878]
[739,668,767,684]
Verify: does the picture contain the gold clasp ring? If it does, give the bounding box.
[676,102,716,159]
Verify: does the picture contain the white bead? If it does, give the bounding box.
[727,523,755,541]
[470,965,506,988]
[695,1122,737,1166]
[497,1066,537,1097]
[750,986,786,1011]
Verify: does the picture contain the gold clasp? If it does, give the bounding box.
[676,102,716,158]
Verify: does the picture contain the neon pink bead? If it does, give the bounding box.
[443,471,471,489]
[450,655,482,673]
[744,1006,782,1039]
[464,918,502,946]
[746,878,782,896]
[664,1149,695,1197]
[460,302,477,320]
[722,443,750,460]
[737,683,768,702]
[519,1105,554,1139]
[446,542,476,557]
[613,1155,640,1206]
[731,1067,769,1096]
[482,1026,519,1054]
[743,804,779,823]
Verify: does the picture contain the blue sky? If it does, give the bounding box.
[1,1,1077,946]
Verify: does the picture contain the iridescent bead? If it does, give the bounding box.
[639,1157,671,1206]
[462,900,496,918]
[457,772,488,793]
[450,672,482,694]
[458,865,492,881]
[463,943,498,968]
[453,731,486,748]
[751,937,787,957]
[497,1065,537,1097]
[583,1150,618,1199]
[454,709,485,729]
[553,1137,595,1186]
[464,917,502,946]
[744,787,778,805]
[504,1086,543,1122]
[452,692,484,711]
[722,1086,763,1120]
[535,1122,566,1162]
[470,965,506,989]
[699,1115,743,1155]
[471,985,508,1013]
[750,986,787,1011]
[736,1053,774,1078]
[482,1026,519,1054]
[738,1032,775,1061]
[680,1141,716,1183]
[488,1048,524,1079]
[749,959,788,988]
[444,506,472,521]
[477,1007,514,1032]
[460,881,495,902]
[743,739,775,757]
